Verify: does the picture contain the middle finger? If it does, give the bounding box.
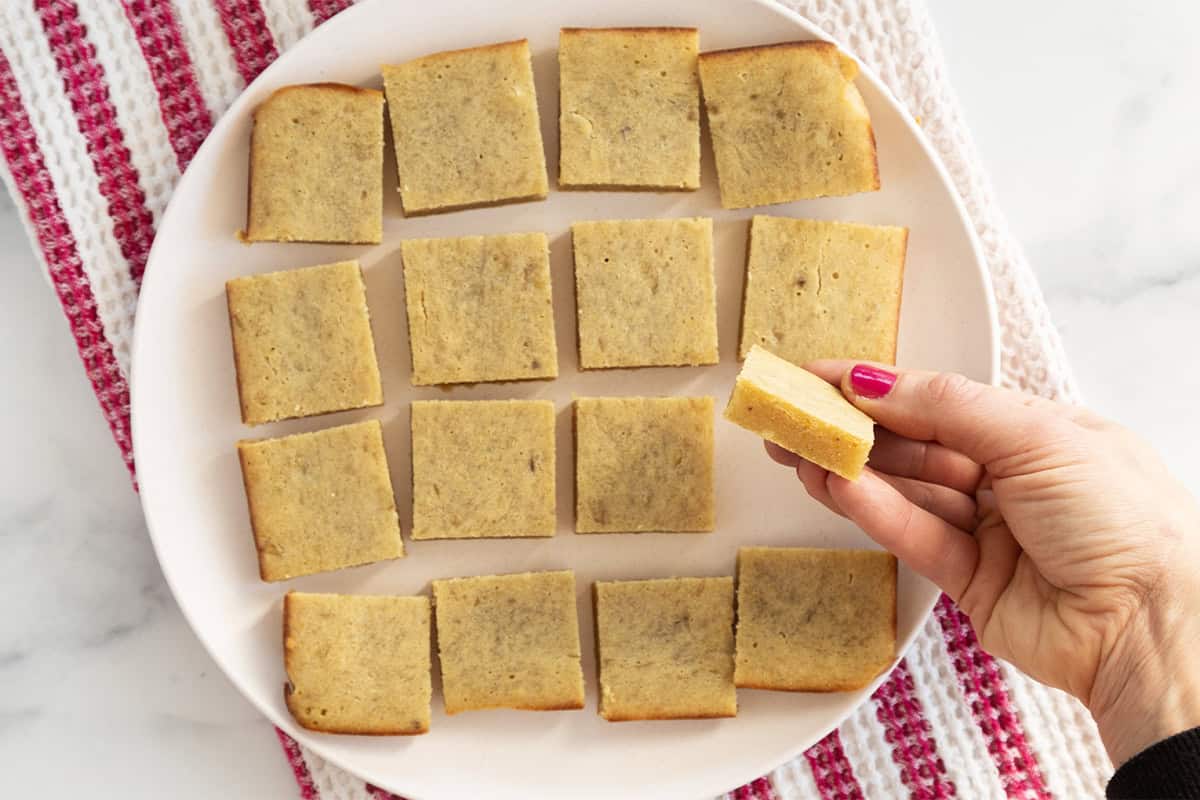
[875,472,978,531]
[867,429,984,494]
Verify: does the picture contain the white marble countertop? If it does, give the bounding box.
[2,2,1197,797]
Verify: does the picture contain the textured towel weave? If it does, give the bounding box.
[0,0,1112,797]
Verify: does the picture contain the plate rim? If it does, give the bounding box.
[130,0,1000,796]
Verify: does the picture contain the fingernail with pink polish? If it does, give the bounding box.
[849,364,897,399]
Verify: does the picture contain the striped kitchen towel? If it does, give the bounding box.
[0,0,1113,797]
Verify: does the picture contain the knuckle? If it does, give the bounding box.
[896,498,920,540]
[907,440,930,479]
[924,371,976,408]
[906,480,936,513]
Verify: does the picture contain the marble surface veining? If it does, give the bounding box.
[1,2,1197,797]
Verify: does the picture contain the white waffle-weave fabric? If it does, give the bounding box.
[0,0,1112,797]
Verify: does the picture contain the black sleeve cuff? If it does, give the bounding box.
[1107,726,1200,799]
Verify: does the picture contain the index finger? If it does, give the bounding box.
[804,360,1071,469]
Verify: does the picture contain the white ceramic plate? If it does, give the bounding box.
[132,0,997,797]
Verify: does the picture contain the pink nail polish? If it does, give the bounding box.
[850,364,897,399]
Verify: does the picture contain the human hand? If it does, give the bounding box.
[765,362,1200,767]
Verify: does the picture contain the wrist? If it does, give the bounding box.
[1089,579,1200,767]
